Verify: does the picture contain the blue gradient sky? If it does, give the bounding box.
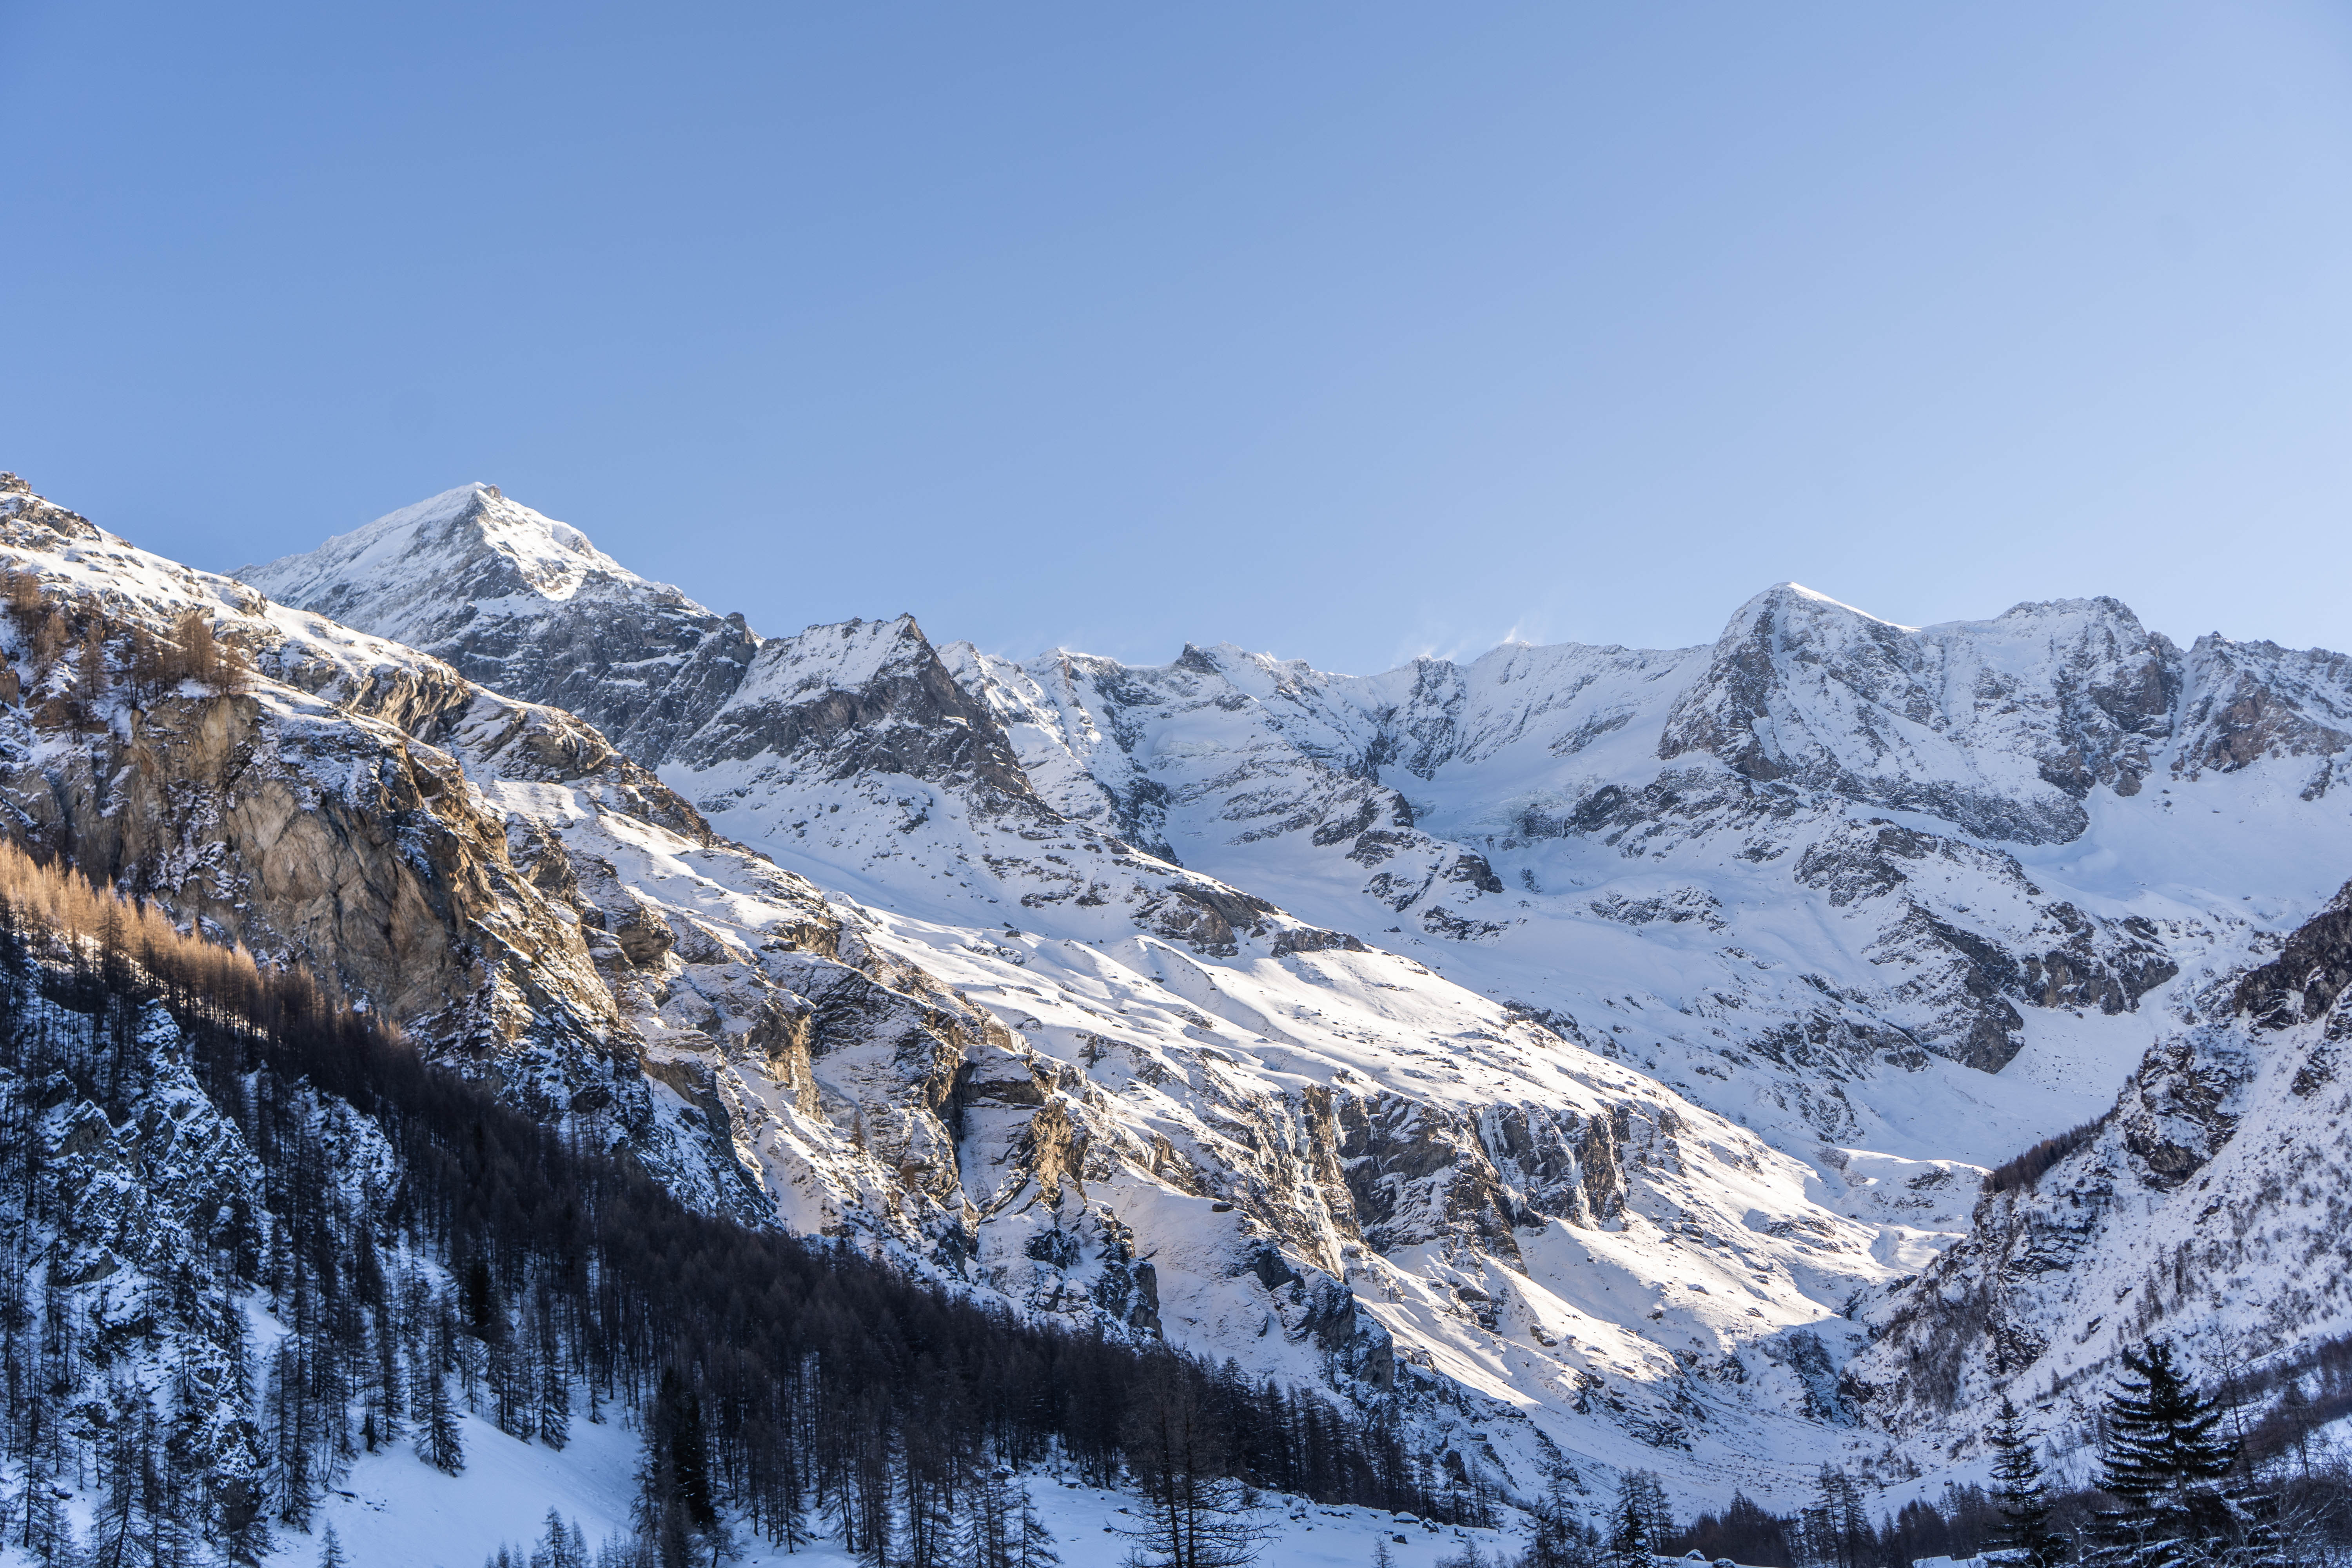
[5,3,2350,671]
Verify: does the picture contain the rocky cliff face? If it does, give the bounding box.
[677,615,1037,797]
[1656,587,2181,844]
[1844,879,2352,1481]
[2175,632,2352,783]
[2,475,1070,1236]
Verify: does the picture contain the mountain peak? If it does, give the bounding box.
[1730,581,1920,635]
[241,485,755,766]
[240,483,660,625]
[677,610,1039,797]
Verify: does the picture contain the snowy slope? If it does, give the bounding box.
[1848,881,2352,1475]
[236,479,2352,1511]
[610,613,1906,1506]
[946,590,2352,1224]
[0,472,1909,1512]
[256,1431,1526,1568]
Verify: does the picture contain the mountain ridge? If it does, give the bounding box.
[8,467,2338,1516]
[6,472,1912,1515]
[240,480,2352,1205]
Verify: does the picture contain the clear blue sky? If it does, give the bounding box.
[6,2,2350,671]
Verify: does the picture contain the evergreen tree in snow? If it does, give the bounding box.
[2100,1341,2236,1504]
[969,1468,1016,1568]
[420,1368,466,1476]
[1608,1471,1659,1568]
[1012,1485,1060,1568]
[1118,1359,1269,1568]
[1805,1466,1871,1568]
[1521,1474,1594,1568]
[216,1472,274,1566]
[1988,1397,2061,1565]
[532,1508,590,1568]
[534,1293,571,1451]
[17,1457,73,1564]
[968,1470,1059,1568]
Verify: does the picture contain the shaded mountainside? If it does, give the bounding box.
[1846,879,2352,1478]
[0,844,1455,1567]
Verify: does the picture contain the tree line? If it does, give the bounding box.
[0,838,1457,1567]
[1422,1332,2352,1568]
[1980,1120,2104,1196]
[1,567,249,729]
[1655,1339,2352,1568]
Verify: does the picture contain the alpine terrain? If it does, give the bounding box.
[0,469,2346,1566]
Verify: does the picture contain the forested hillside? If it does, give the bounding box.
[0,841,1448,1566]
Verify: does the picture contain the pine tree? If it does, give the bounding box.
[535,1298,571,1451]
[1627,1471,1672,1555]
[1521,1475,1587,1568]
[490,1336,530,1439]
[1609,1472,1655,1568]
[1012,1488,1060,1568]
[18,1457,71,1564]
[216,1472,274,1566]
[91,1383,145,1568]
[2271,1379,2317,1479]
[650,1368,715,1533]
[970,1468,1015,1568]
[1806,1466,1871,1568]
[2100,1341,2236,1504]
[319,1521,350,1567]
[421,1369,466,1475]
[72,635,104,726]
[1118,1362,1268,1568]
[33,608,67,671]
[1988,1397,2057,1564]
[534,1507,588,1568]
[143,1399,203,1568]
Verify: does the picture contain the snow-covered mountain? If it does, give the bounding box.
[0,434,2313,1568]
[231,480,2352,1504]
[241,483,760,765]
[949,591,2350,1209]
[0,474,1926,1517]
[1848,877,2352,1479]
[263,494,2352,1202]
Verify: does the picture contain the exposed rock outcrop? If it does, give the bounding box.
[1847,885,2352,1472]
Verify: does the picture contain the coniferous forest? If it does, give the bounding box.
[0,842,1451,1566]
